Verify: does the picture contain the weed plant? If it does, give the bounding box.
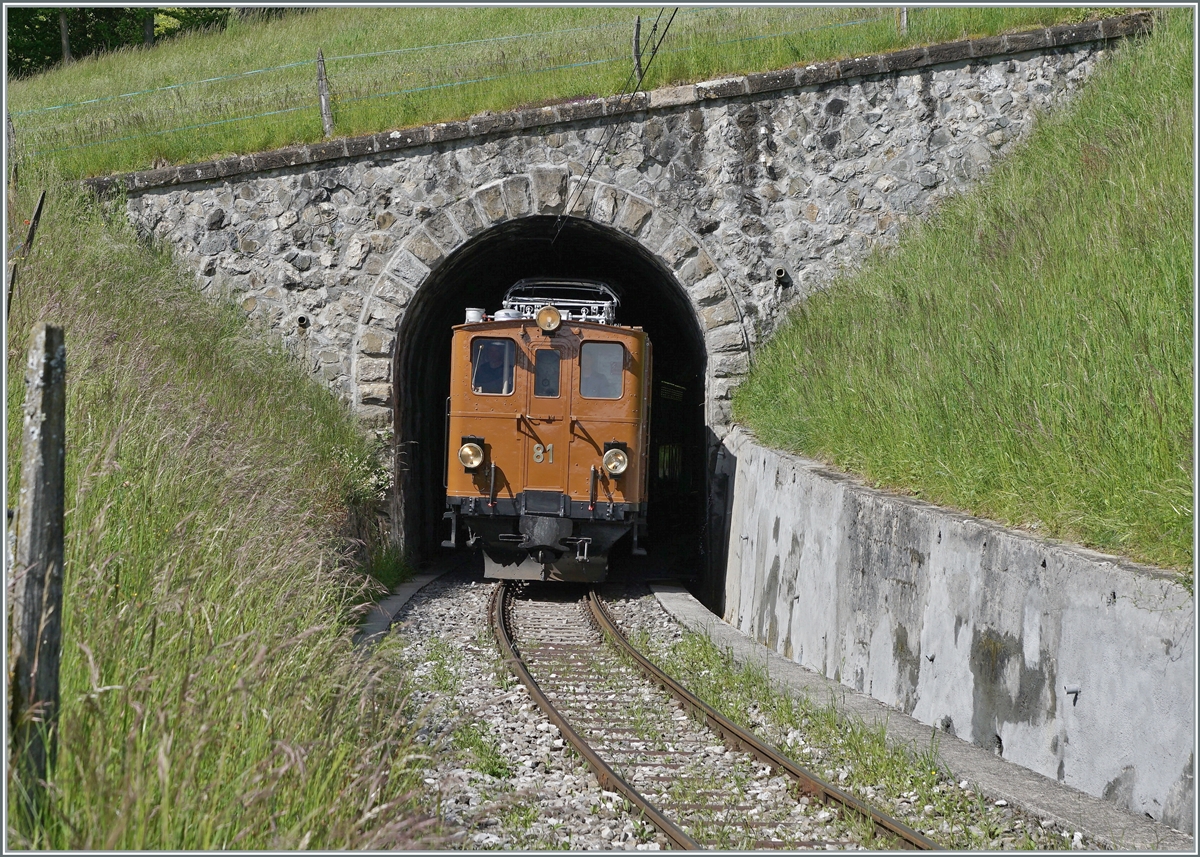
[734,9,1194,581]
[8,6,1104,179]
[4,167,430,848]
[452,722,513,780]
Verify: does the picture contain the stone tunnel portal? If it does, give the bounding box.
[393,215,709,581]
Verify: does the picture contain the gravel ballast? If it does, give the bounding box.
[382,564,1117,849]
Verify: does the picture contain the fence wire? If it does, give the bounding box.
[10,7,895,164]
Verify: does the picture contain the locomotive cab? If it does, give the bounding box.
[443,279,651,582]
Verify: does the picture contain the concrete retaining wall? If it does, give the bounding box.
[718,427,1194,833]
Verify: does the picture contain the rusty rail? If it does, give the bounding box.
[489,581,701,849]
[586,588,941,850]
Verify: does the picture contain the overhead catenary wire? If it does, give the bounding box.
[552,7,678,245]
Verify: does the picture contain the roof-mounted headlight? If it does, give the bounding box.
[536,305,562,333]
[602,447,629,476]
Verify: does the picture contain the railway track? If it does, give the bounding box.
[490,581,941,850]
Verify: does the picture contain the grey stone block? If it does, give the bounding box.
[449,199,485,238]
[358,383,392,406]
[425,210,465,250]
[385,249,431,290]
[501,175,532,218]
[530,166,568,213]
[838,55,883,81]
[614,195,653,237]
[403,229,444,267]
[746,69,797,95]
[429,121,469,144]
[649,85,697,108]
[1003,30,1050,54]
[556,98,606,123]
[474,181,508,223]
[707,323,747,353]
[697,77,748,100]
[356,357,391,383]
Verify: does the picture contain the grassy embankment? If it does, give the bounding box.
[4,168,427,848]
[735,10,1193,584]
[8,6,1105,179]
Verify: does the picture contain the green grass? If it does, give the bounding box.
[4,165,431,848]
[734,9,1193,582]
[7,6,1111,179]
[453,722,513,780]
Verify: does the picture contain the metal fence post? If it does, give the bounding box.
[316,48,334,138]
[898,6,908,36]
[8,323,67,832]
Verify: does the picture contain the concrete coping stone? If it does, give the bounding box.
[81,11,1155,198]
[649,583,1195,852]
[353,552,474,648]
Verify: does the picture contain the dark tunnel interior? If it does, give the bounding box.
[393,215,709,579]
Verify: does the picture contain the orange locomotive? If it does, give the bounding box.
[442,279,651,582]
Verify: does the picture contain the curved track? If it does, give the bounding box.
[490,581,940,850]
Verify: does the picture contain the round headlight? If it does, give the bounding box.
[602,447,629,476]
[458,443,484,469]
[536,305,562,333]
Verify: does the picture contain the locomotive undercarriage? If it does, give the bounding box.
[445,495,643,582]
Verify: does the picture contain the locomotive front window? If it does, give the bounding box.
[580,342,623,399]
[471,338,516,395]
[534,350,560,397]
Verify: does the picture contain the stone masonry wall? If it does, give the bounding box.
[95,14,1153,433]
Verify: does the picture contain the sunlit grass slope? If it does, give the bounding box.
[734,10,1193,580]
[7,6,1105,178]
[4,168,431,848]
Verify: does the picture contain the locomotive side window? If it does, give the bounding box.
[534,350,560,397]
[580,341,623,399]
[471,338,516,395]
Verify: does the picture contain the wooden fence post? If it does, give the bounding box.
[8,323,67,831]
[316,48,334,138]
[633,16,643,83]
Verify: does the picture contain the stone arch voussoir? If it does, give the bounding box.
[351,170,754,430]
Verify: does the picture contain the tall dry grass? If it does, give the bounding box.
[5,165,433,848]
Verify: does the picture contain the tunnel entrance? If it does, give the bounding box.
[393,215,710,583]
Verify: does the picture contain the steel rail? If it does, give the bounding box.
[587,588,942,851]
[488,581,701,850]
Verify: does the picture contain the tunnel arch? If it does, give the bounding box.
[391,213,715,575]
